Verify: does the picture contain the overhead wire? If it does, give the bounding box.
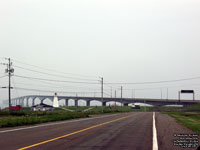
[13,65,98,81]
[14,87,101,94]
[14,74,100,84]
[13,74,99,90]
[11,59,99,79]
[0,75,7,78]
[12,77,20,98]
[12,81,101,91]
[103,91,111,97]
[104,76,200,85]
[122,82,200,91]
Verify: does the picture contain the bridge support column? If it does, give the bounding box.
[102,101,106,106]
[86,101,90,107]
[75,100,78,107]
[124,103,128,106]
[65,99,68,106]
[26,99,29,107]
[32,99,35,106]
[20,99,24,106]
[22,99,24,106]
[41,99,44,104]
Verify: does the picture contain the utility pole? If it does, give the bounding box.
[132,89,135,99]
[115,90,117,106]
[121,86,123,106]
[101,77,103,112]
[4,58,14,112]
[8,58,11,110]
[166,88,168,100]
[110,86,112,98]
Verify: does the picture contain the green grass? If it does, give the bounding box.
[0,106,136,128]
[60,106,91,112]
[60,106,135,113]
[182,103,200,112]
[164,112,200,134]
[0,111,89,128]
[148,103,200,112]
[0,106,154,128]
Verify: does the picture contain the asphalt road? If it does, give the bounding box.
[0,112,199,150]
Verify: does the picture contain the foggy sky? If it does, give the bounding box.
[0,0,200,107]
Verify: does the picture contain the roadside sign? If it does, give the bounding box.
[181,90,194,93]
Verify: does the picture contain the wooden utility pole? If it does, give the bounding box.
[4,58,14,112]
[132,89,135,99]
[178,91,181,101]
[166,88,168,100]
[110,86,112,98]
[8,58,11,111]
[115,90,116,106]
[101,77,103,112]
[121,86,123,106]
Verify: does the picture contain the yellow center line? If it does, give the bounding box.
[18,114,133,150]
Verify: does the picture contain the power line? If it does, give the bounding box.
[14,74,100,84]
[14,87,101,94]
[0,57,6,60]
[103,91,111,97]
[13,65,98,82]
[12,59,98,79]
[12,81,101,91]
[12,75,101,90]
[123,82,200,91]
[0,75,7,78]
[104,76,200,85]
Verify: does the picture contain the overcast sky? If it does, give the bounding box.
[0,0,200,107]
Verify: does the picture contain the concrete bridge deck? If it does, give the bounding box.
[7,95,200,107]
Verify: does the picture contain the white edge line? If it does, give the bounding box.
[153,112,158,150]
[0,114,120,133]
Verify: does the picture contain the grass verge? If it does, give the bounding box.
[164,112,200,134]
[0,106,138,128]
[0,112,89,128]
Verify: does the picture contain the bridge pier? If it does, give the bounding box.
[32,98,35,106]
[124,103,129,106]
[26,98,29,107]
[86,101,90,107]
[22,99,24,106]
[65,99,68,106]
[75,100,78,107]
[102,101,106,106]
[20,99,24,106]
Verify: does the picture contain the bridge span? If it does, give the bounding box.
[8,95,200,107]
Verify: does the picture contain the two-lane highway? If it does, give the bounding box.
[0,112,199,150]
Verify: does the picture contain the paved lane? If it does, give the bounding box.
[0,112,199,150]
[0,112,153,150]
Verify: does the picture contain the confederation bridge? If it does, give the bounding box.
[9,95,200,107]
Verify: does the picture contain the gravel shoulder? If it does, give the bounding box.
[156,112,200,150]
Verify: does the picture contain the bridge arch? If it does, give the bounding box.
[68,99,75,106]
[90,100,102,106]
[43,98,53,105]
[78,99,87,106]
[34,97,41,105]
[58,99,67,106]
[106,101,123,106]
